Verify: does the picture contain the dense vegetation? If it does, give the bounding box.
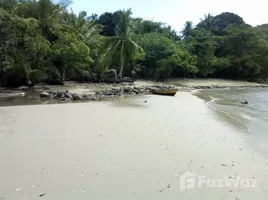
[1,0,268,87]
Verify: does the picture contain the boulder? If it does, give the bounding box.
[40,91,50,98]
[64,91,72,99]
[71,93,83,100]
[56,92,64,99]
[133,89,140,94]
[123,87,133,93]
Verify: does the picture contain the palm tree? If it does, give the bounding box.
[181,21,193,38]
[197,13,214,31]
[63,9,101,43]
[16,0,71,37]
[100,8,144,79]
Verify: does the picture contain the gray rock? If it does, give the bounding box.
[133,89,140,94]
[123,87,133,93]
[92,96,99,101]
[65,92,72,99]
[83,94,94,100]
[56,92,64,99]
[72,93,83,100]
[40,91,50,98]
[95,91,102,96]
[241,101,248,105]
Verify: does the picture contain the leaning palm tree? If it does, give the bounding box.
[100,9,144,79]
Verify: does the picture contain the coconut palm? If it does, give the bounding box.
[181,21,193,38]
[100,8,144,79]
[197,13,214,31]
[63,9,101,43]
[15,0,71,37]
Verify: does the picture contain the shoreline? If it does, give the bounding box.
[0,79,268,106]
[1,92,268,200]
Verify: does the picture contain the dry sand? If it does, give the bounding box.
[0,92,268,200]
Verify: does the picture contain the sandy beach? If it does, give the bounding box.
[1,92,268,200]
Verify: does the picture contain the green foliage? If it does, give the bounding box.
[211,12,245,35]
[1,2,268,86]
[215,25,268,78]
[181,21,194,38]
[136,33,197,79]
[98,11,121,36]
[100,9,144,78]
[51,33,93,82]
[0,9,50,86]
[183,29,218,77]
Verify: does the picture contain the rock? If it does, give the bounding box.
[133,89,140,94]
[92,96,99,101]
[56,92,64,99]
[39,193,46,197]
[71,93,83,100]
[65,91,72,99]
[40,91,50,98]
[241,101,248,104]
[60,97,67,101]
[84,95,93,100]
[123,87,133,93]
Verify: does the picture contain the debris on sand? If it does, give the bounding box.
[39,192,46,197]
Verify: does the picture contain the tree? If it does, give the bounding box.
[211,12,245,35]
[0,0,17,11]
[16,0,71,41]
[136,32,197,79]
[0,9,50,86]
[51,33,93,83]
[100,9,144,78]
[98,11,121,36]
[183,29,218,77]
[197,13,214,31]
[215,25,268,78]
[181,21,193,38]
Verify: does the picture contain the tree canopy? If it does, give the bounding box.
[0,0,268,86]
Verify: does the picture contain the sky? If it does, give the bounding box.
[70,0,268,32]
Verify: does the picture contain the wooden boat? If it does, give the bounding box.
[152,89,178,96]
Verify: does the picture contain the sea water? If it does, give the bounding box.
[195,88,268,155]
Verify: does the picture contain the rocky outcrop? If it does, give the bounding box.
[39,85,156,102]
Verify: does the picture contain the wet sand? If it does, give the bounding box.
[166,78,263,87]
[0,93,268,200]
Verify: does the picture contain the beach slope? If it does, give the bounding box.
[0,92,268,200]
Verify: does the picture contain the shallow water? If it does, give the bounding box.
[195,88,268,155]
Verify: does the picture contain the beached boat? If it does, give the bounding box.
[152,89,178,96]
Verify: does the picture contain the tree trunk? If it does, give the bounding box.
[24,65,33,88]
[118,43,125,79]
[60,70,66,84]
[107,69,118,83]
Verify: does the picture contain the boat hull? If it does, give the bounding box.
[152,89,178,96]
